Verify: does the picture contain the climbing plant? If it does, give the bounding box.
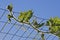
[7,4,60,40]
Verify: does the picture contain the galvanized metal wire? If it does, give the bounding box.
[0,8,59,40]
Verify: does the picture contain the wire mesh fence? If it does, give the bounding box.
[0,8,59,40]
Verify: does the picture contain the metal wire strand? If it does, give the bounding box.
[0,8,57,40]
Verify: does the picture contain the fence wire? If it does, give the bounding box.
[0,8,59,40]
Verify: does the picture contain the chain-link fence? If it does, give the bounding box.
[0,8,59,40]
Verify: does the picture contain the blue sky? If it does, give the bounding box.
[0,0,60,18]
[0,0,60,40]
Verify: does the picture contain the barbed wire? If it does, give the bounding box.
[0,8,58,40]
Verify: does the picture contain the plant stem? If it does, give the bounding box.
[41,33,45,40]
[12,15,50,33]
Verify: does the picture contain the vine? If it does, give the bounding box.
[7,4,60,40]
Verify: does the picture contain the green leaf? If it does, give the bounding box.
[46,17,60,37]
[32,19,38,25]
[24,10,33,22]
[46,20,51,26]
[7,14,13,22]
[7,4,13,12]
[32,20,44,28]
[18,12,25,22]
[38,23,44,27]
[32,20,39,28]
[18,10,33,23]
